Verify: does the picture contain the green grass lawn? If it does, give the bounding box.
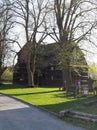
[0,83,97,130]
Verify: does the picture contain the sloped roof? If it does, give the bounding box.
[17,43,58,66]
[17,42,88,70]
[17,42,31,63]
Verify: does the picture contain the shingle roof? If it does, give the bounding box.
[17,42,87,69]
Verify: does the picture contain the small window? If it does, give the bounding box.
[51,76,54,80]
[51,67,54,70]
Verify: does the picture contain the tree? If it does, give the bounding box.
[89,64,97,80]
[13,0,49,87]
[0,0,14,84]
[48,0,97,87]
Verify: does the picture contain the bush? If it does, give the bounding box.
[1,68,13,82]
[93,81,97,88]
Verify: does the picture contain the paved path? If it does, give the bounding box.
[0,94,86,130]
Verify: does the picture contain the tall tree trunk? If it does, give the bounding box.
[0,59,2,85]
[0,66,7,85]
[26,49,34,87]
[27,62,33,87]
[26,44,36,87]
[62,67,71,90]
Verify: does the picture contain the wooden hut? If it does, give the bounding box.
[13,43,90,91]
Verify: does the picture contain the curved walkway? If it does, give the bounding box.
[0,94,86,130]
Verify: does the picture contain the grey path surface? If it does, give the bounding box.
[0,94,86,130]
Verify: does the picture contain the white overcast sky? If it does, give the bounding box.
[10,0,97,66]
[12,26,97,66]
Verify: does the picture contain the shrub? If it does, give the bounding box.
[1,68,13,82]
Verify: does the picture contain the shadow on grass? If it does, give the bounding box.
[9,90,60,96]
[0,83,60,96]
[39,95,97,113]
[0,83,59,90]
[1,83,97,115]
[0,83,24,90]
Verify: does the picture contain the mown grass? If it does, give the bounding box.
[0,83,97,130]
